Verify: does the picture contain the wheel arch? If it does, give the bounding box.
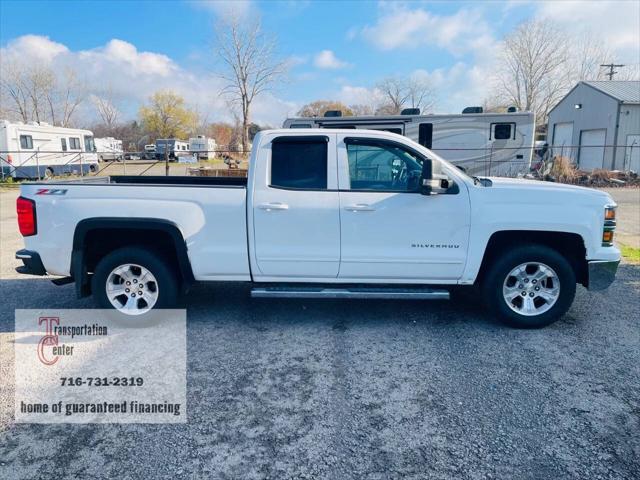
[475,230,588,287]
[71,217,195,298]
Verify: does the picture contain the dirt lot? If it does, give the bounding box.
[0,187,639,479]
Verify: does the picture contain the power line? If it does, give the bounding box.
[600,64,625,80]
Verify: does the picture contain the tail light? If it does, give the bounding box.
[602,206,616,246]
[17,196,37,236]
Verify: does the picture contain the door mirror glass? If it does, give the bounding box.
[421,174,454,195]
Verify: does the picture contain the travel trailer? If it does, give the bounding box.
[155,139,189,160]
[0,120,99,179]
[189,135,217,160]
[94,137,123,162]
[283,109,536,176]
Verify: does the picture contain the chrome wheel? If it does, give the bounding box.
[502,262,560,316]
[105,263,159,315]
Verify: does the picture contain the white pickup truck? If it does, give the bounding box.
[15,129,620,328]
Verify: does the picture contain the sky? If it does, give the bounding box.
[1,0,639,127]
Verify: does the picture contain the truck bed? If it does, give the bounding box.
[26,175,247,187]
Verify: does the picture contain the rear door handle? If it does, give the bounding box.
[258,202,289,211]
[345,204,375,212]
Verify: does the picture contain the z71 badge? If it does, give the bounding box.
[35,189,68,195]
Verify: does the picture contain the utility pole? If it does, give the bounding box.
[600,64,625,80]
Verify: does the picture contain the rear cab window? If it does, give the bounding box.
[270,136,329,190]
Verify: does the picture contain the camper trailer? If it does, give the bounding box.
[0,120,99,179]
[283,109,535,176]
[155,139,189,160]
[94,137,123,162]
[189,135,217,160]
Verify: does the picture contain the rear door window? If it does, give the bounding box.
[271,137,328,190]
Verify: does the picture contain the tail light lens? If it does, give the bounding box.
[17,196,37,236]
[602,205,616,246]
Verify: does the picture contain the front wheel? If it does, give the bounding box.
[92,247,179,319]
[482,245,576,328]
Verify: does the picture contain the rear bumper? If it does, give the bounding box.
[15,249,46,276]
[587,259,619,291]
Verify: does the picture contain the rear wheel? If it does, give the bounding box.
[92,247,179,318]
[482,244,576,328]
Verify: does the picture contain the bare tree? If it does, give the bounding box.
[494,19,570,123]
[215,16,286,151]
[1,61,85,126]
[491,20,633,123]
[375,76,436,115]
[570,31,613,81]
[92,85,120,130]
[52,68,86,126]
[376,77,410,115]
[0,61,32,122]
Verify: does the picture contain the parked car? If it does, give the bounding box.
[15,129,620,328]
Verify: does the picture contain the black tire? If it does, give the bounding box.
[92,247,179,322]
[482,244,576,328]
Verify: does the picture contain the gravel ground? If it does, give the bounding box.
[0,187,639,479]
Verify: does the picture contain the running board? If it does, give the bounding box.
[251,286,449,300]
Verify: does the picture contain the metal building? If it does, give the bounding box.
[547,81,640,171]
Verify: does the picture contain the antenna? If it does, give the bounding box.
[600,63,625,80]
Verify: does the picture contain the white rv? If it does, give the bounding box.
[189,135,217,160]
[0,120,99,179]
[155,139,189,160]
[283,110,536,176]
[94,137,123,162]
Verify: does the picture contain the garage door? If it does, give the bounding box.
[552,122,574,159]
[626,134,640,172]
[579,129,606,171]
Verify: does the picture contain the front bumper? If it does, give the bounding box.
[587,259,619,290]
[15,249,47,276]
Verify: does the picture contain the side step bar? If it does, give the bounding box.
[251,286,449,300]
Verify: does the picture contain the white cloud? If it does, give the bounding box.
[1,35,68,63]
[534,1,640,62]
[313,50,349,69]
[0,35,291,126]
[360,4,496,57]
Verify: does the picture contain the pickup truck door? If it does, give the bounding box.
[336,135,470,281]
[250,134,340,278]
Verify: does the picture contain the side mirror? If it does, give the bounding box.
[420,158,433,195]
[420,158,454,195]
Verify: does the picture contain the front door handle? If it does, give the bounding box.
[258,202,289,211]
[345,204,375,212]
